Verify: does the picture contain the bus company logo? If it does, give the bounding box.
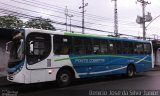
[2,89,18,96]
[75,59,105,63]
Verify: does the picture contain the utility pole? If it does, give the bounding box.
[65,6,68,32]
[79,0,88,34]
[137,0,151,40]
[65,6,74,32]
[112,0,118,37]
[68,15,74,32]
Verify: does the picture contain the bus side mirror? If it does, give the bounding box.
[6,41,12,54]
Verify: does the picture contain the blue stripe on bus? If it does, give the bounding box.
[8,61,24,73]
[69,54,152,78]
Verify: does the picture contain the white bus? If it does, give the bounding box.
[6,28,153,87]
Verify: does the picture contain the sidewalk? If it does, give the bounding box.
[152,65,160,71]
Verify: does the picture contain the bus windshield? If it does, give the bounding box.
[7,31,24,67]
[9,39,24,60]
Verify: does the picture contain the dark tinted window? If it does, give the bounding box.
[53,35,150,55]
[100,40,109,54]
[108,40,117,54]
[53,35,72,55]
[93,39,100,54]
[134,43,144,54]
[115,40,122,54]
[73,37,85,54]
[122,41,134,54]
[84,38,93,54]
[144,43,151,54]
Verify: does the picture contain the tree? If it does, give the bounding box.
[25,17,56,30]
[0,15,23,29]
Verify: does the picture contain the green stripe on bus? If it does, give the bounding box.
[64,32,149,43]
[64,32,116,39]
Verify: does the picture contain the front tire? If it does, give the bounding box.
[56,69,72,87]
[127,65,135,77]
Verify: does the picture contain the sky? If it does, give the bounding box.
[0,0,160,39]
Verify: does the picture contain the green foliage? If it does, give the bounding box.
[25,17,56,30]
[0,15,56,30]
[0,15,23,29]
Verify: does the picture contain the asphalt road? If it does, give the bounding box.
[1,71,160,96]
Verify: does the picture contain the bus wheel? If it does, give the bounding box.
[127,65,135,77]
[56,69,72,87]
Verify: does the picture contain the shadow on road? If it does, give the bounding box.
[0,73,146,94]
[71,73,145,86]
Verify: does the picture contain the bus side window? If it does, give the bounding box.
[122,41,133,54]
[93,39,100,54]
[83,38,92,54]
[100,40,108,54]
[53,35,72,55]
[108,40,116,54]
[115,40,122,54]
[144,43,151,54]
[73,37,85,54]
[134,43,144,54]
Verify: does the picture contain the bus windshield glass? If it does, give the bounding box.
[8,31,24,63]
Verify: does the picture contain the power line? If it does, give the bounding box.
[26,0,114,21]
[5,1,137,28]
[0,4,139,31]
[0,2,140,36]
[27,0,137,27]
[0,8,147,39]
[0,2,115,28]
[0,1,156,39]
[11,0,108,21]
[10,0,136,24]
[0,9,114,34]
[8,0,139,30]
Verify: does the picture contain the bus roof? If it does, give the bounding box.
[23,28,150,43]
[64,32,150,43]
